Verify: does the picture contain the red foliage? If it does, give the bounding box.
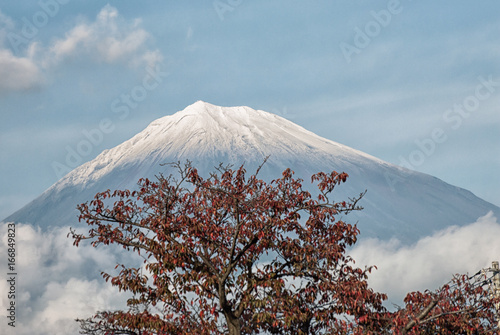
[71,161,500,334]
[71,162,385,334]
[377,271,500,334]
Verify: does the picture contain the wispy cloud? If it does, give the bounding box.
[0,9,14,41]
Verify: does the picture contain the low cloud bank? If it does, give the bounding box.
[350,211,500,306]
[1,212,499,334]
[0,223,134,335]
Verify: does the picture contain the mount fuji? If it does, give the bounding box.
[4,101,499,242]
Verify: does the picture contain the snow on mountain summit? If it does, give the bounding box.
[5,101,500,242]
[60,100,384,188]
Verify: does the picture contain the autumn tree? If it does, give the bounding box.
[71,161,500,334]
[71,161,386,334]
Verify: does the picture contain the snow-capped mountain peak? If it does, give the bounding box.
[62,100,385,187]
[5,102,500,243]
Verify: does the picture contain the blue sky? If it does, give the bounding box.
[1,1,499,221]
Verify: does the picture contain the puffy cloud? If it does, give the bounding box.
[4,213,498,334]
[0,48,42,93]
[350,211,500,306]
[23,278,129,335]
[48,5,162,68]
[0,223,134,335]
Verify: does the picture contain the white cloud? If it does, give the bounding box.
[0,5,162,95]
[48,5,162,68]
[350,211,500,306]
[0,223,134,335]
[0,11,42,93]
[49,24,90,60]
[26,278,128,335]
[4,212,498,334]
[0,48,42,92]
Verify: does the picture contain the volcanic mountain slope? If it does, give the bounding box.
[5,101,499,242]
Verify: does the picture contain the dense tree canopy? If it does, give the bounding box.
[70,162,500,334]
